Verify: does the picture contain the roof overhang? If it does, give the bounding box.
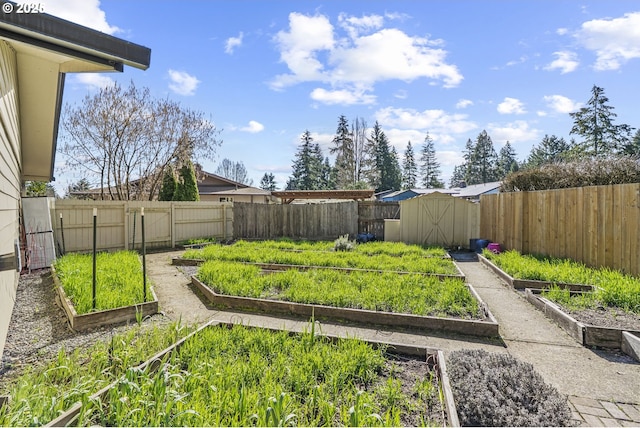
[272,190,375,204]
[0,1,151,181]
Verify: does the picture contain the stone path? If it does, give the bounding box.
[147,251,640,427]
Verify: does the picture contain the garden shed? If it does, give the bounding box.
[385,192,479,248]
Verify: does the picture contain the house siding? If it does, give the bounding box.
[0,40,21,358]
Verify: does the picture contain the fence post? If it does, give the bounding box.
[141,207,147,302]
[92,207,97,311]
[171,202,176,248]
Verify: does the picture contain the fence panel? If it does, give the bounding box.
[53,200,232,252]
[358,201,399,238]
[480,183,640,276]
[233,202,358,240]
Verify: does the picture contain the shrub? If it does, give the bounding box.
[333,234,355,252]
[447,349,571,427]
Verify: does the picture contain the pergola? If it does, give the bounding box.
[271,190,374,204]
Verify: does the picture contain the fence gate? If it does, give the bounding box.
[419,195,454,246]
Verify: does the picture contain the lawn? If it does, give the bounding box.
[198,260,479,318]
[54,251,149,314]
[483,250,640,314]
[183,240,458,275]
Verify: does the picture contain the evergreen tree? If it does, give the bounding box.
[620,129,640,157]
[259,173,277,191]
[401,141,418,189]
[173,161,199,201]
[420,133,444,188]
[496,142,519,179]
[368,121,400,192]
[526,135,571,168]
[158,166,177,201]
[286,130,325,190]
[66,178,91,199]
[467,130,498,184]
[569,85,634,157]
[330,114,355,189]
[450,165,466,187]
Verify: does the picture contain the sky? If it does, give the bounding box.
[24,0,640,193]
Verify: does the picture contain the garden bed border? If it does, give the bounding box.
[524,289,640,357]
[478,254,593,292]
[173,257,466,281]
[190,275,499,338]
[46,319,460,427]
[52,266,159,332]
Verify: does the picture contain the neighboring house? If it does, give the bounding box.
[70,170,275,203]
[450,181,502,202]
[197,171,274,204]
[379,188,457,202]
[0,6,150,358]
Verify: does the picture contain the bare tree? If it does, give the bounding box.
[351,116,369,185]
[60,81,221,200]
[215,158,253,185]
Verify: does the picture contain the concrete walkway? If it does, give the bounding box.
[147,251,640,427]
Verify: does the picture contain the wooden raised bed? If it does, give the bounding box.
[46,320,461,427]
[173,257,466,281]
[52,267,158,332]
[191,275,499,338]
[524,289,640,356]
[478,254,593,292]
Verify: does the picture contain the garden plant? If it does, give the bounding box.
[54,251,150,314]
[184,240,457,275]
[77,324,444,427]
[0,322,193,426]
[447,349,572,427]
[198,261,479,318]
[484,250,640,313]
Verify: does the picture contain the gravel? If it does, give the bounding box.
[0,268,170,385]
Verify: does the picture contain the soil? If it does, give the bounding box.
[560,306,640,331]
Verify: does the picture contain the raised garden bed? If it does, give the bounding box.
[180,241,460,275]
[524,288,640,354]
[192,266,499,337]
[52,251,158,331]
[45,321,460,427]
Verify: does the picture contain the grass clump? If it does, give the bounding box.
[334,234,355,251]
[485,250,640,313]
[184,241,458,275]
[0,322,193,427]
[447,349,571,427]
[80,324,442,427]
[54,251,149,314]
[198,261,479,318]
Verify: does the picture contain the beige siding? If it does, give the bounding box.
[0,41,21,358]
[54,200,233,252]
[399,193,480,247]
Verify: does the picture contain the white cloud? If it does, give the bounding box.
[544,51,579,74]
[271,12,462,103]
[438,150,465,166]
[72,73,115,90]
[240,120,265,133]
[310,87,376,105]
[456,99,473,109]
[487,120,540,143]
[576,12,640,70]
[375,107,477,135]
[225,32,244,54]
[543,95,582,114]
[497,97,526,115]
[23,0,120,34]
[167,69,200,96]
[556,28,569,36]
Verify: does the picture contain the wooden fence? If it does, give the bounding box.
[53,200,233,252]
[358,201,399,238]
[480,183,640,276]
[233,201,359,240]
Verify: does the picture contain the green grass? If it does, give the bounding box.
[198,260,479,318]
[184,241,457,275]
[0,322,194,427]
[79,324,442,427]
[484,250,640,313]
[54,251,149,314]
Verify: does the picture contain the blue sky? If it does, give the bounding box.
[31,1,640,192]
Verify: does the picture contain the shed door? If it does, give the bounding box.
[420,195,454,247]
